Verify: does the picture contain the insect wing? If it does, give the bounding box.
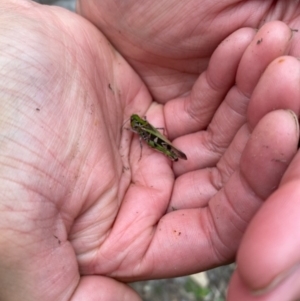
[169,145,187,161]
[142,123,187,161]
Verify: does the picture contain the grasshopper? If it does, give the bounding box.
[130,114,187,161]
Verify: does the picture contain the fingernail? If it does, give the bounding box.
[286,109,299,128]
[290,28,299,40]
[251,263,300,296]
[285,110,300,148]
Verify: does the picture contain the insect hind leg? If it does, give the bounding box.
[138,137,143,161]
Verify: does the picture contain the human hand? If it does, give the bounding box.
[79,1,300,300]
[0,1,156,300]
[77,0,300,103]
[0,1,299,301]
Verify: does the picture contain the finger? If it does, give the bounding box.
[237,21,294,96]
[165,27,256,138]
[240,110,299,199]
[71,276,141,301]
[247,55,300,129]
[141,110,298,278]
[235,153,300,298]
[227,269,300,301]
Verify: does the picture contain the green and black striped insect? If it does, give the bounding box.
[130,114,187,161]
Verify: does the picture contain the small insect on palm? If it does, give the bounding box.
[129,114,187,161]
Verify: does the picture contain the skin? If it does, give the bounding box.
[0,0,299,300]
